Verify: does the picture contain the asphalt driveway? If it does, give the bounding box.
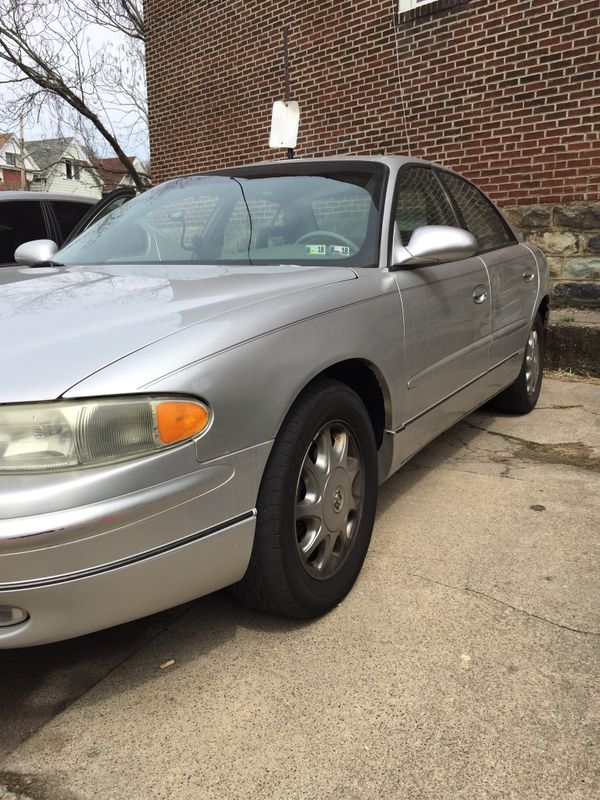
[1,377,598,800]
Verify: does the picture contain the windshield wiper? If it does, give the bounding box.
[30,260,65,268]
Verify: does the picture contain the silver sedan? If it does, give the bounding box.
[0,157,548,647]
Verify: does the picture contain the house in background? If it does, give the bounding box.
[96,156,150,195]
[0,133,39,191]
[25,137,102,199]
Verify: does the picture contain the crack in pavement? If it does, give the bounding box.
[464,422,600,471]
[408,573,600,636]
[537,404,600,417]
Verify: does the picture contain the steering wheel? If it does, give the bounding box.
[294,230,357,251]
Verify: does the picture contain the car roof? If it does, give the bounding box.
[0,192,97,203]
[177,155,455,182]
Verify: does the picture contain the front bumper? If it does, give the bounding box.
[0,440,271,648]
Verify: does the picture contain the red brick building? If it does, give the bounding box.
[145,0,600,305]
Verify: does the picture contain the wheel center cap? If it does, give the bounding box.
[332,486,345,514]
[323,468,350,531]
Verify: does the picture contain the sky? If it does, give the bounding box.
[0,16,149,162]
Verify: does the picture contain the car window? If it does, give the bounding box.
[311,190,372,246]
[56,167,386,268]
[439,171,515,252]
[89,195,132,227]
[50,201,93,242]
[221,198,281,256]
[0,201,47,264]
[393,166,458,244]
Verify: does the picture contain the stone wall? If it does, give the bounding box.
[504,203,600,308]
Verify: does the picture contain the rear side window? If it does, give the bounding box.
[439,172,515,252]
[50,201,93,242]
[394,166,457,244]
[0,201,47,264]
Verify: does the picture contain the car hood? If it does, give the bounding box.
[0,263,355,402]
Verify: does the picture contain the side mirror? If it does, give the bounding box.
[391,225,478,269]
[14,239,59,266]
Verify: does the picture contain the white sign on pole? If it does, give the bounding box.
[269,101,300,149]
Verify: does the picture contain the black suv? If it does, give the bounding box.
[0,192,97,267]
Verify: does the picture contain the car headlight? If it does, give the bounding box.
[0,396,210,472]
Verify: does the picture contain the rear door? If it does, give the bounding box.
[391,165,491,422]
[437,170,538,391]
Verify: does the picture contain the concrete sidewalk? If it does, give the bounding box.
[1,377,599,800]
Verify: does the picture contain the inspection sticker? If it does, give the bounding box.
[305,244,327,256]
[329,245,350,256]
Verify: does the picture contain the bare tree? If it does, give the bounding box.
[0,0,147,191]
[64,0,144,40]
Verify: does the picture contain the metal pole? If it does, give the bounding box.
[19,115,27,190]
[283,27,290,102]
[283,27,294,159]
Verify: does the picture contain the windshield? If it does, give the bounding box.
[57,163,386,268]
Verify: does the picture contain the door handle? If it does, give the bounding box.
[522,270,535,283]
[472,285,488,304]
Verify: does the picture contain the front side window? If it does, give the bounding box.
[394,166,457,244]
[439,171,515,252]
[5,152,17,167]
[50,201,93,242]
[0,201,47,263]
[56,165,386,268]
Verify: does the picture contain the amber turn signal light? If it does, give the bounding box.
[156,400,210,445]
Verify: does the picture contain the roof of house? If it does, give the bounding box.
[24,137,74,174]
[0,133,13,150]
[96,156,149,189]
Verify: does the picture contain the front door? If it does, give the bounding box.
[391,165,491,423]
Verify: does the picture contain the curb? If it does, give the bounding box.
[546,318,600,378]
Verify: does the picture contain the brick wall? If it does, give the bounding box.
[145,0,600,303]
[0,169,22,190]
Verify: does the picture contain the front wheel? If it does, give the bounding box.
[232,379,378,618]
[490,313,545,414]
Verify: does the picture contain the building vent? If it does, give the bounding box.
[398,0,438,11]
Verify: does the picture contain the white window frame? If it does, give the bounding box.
[399,0,438,11]
[5,151,17,167]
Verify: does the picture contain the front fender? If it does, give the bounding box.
[66,276,404,464]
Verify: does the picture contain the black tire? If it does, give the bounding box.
[231,378,378,618]
[490,313,545,414]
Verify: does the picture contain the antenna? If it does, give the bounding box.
[392,2,412,156]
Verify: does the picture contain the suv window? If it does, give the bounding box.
[394,166,457,244]
[439,171,515,252]
[50,201,93,242]
[0,200,47,264]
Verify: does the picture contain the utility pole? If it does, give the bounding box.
[19,115,27,190]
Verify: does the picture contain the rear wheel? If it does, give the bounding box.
[490,313,545,414]
[232,379,378,618]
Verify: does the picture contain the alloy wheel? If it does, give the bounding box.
[295,421,365,580]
